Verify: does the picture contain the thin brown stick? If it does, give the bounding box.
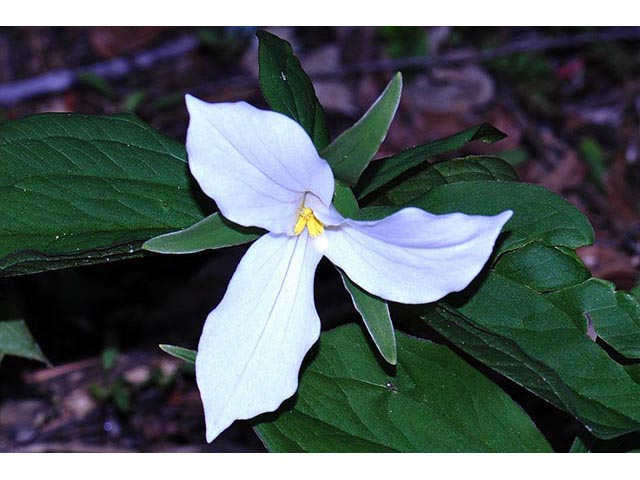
[0,35,199,107]
[313,27,640,78]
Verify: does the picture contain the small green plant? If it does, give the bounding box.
[1,30,639,452]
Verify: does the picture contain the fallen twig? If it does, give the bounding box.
[318,27,640,78]
[0,35,199,107]
[2,28,640,108]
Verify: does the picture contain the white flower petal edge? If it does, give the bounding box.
[185,96,335,234]
[195,231,323,442]
[324,208,513,304]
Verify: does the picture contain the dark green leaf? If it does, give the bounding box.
[370,155,517,205]
[420,272,640,439]
[255,324,551,452]
[332,181,359,219]
[382,176,640,438]
[355,123,507,199]
[257,30,329,150]
[494,241,591,292]
[339,273,396,365]
[0,113,206,276]
[547,279,640,359]
[143,213,261,254]
[322,73,402,185]
[0,319,47,364]
[159,344,196,364]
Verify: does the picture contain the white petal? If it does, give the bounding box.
[196,232,323,442]
[186,96,335,234]
[324,208,513,304]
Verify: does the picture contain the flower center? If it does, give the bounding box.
[294,207,324,237]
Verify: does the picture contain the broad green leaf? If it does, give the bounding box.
[0,319,47,364]
[547,279,640,359]
[0,113,206,276]
[355,123,507,200]
[143,213,261,254]
[257,30,330,150]
[322,73,402,186]
[358,181,594,254]
[255,324,551,452]
[421,272,640,439]
[631,282,640,301]
[159,344,196,364]
[370,155,518,205]
[339,273,396,365]
[476,236,640,360]
[495,241,591,292]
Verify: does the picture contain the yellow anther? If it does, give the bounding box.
[294,207,324,237]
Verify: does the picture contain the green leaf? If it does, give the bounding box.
[547,279,640,359]
[257,30,330,150]
[359,181,594,254]
[255,324,551,452]
[143,213,261,254]
[0,319,47,364]
[494,241,591,292]
[420,272,640,439]
[159,344,196,364]
[322,73,402,186]
[332,180,360,219]
[370,155,518,205]
[339,273,396,365]
[383,177,640,438]
[0,113,206,276]
[355,123,507,200]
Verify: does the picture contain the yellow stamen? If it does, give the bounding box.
[294,207,324,237]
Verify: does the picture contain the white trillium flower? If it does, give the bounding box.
[185,95,513,442]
